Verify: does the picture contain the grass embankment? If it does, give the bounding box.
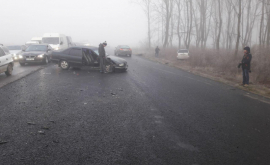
[134,47,270,99]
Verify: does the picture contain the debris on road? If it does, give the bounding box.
[38,131,45,135]
[27,122,36,125]
[41,126,50,130]
[111,93,116,96]
[0,141,8,145]
[53,140,59,143]
[84,103,87,105]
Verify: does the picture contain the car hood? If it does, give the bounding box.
[21,51,46,56]
[9,50,21,54]
[107,55,126,64]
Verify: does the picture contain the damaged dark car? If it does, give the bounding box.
[51,46,128,72]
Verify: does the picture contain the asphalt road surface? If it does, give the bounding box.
[0,62,45,88]
[0,55,270,165]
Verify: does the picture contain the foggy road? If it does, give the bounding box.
[0,55,270,165]
[0,62,45,88]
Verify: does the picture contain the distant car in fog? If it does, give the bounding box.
[31,37,42,44]
[18,44,53,66]
[25,41,39,47]
[42,33,68,51]
[0,45,14,76]
[177,49,189,60]
[114,45,132,57]
[51,46,128,72]
[6,45,23,61]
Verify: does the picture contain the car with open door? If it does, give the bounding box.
[18,44,53,66]
[51,46,128,72]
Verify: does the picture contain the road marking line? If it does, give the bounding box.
[244,95,270,105]
[152,67,212,86]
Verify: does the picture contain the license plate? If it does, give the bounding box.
[26,58,35,61]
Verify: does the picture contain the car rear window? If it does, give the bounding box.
[178,50,188,53]
[120,45,130,49]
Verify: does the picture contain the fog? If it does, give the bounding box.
[0,0,146,47]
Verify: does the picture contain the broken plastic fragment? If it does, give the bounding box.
[0,141,8,145]
[27,122,36,125]
[38,131,45,134]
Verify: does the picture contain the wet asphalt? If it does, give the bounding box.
[0,55,270,165]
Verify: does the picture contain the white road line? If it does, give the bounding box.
[244,95,270,105]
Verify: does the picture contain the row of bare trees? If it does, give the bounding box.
[137,0,270,54]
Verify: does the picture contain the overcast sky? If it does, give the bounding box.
[0,0,146,47]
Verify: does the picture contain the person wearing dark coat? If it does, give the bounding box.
[155,46,160,57]
[238,46,252,86]
[98,41,107,73]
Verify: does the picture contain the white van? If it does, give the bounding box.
[31,37,42,44]
[42,33,68,50]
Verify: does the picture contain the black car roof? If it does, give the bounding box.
[29,44,49,46]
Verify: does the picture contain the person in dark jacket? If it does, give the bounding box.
[155,46,160,57]
[238,46,252,86]
[98,41,107,73]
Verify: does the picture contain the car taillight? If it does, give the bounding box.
[120,49,123,50]
[129,49,132,51]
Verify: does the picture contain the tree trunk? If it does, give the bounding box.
[234,0,241,57]
[216,0,222,50]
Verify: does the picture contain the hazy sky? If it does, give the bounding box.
[0,0,146,47]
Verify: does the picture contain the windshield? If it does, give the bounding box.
[7,46,21,50]
[25,45,47,52]
[178,49,188,53]
[93,49,99,55]
[42,37,59,44]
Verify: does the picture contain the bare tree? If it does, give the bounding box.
[136,0,153,49]
[232,0,242,57]
[162,0,174,48]
[216,0,222,50]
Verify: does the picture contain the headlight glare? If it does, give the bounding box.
[119,63,124,67]
[38,54,44,58]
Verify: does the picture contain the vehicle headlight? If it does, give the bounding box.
[54,47,59,50]
[38,54,44,58]
[18,55,23,59]
[119,63,124,67]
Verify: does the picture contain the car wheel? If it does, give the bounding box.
[60,60,70,70]
[43,56,49,65]
[20,62,25,66]
[5,64,13,76]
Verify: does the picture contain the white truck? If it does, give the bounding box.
[42,33,68,50]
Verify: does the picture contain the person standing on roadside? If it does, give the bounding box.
[98,41,107,73]
[238,46,252,87]
[155,46,160,57]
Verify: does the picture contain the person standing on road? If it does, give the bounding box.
[155,46,160,57]
[98,41,107,73]
[238,46,252,87]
